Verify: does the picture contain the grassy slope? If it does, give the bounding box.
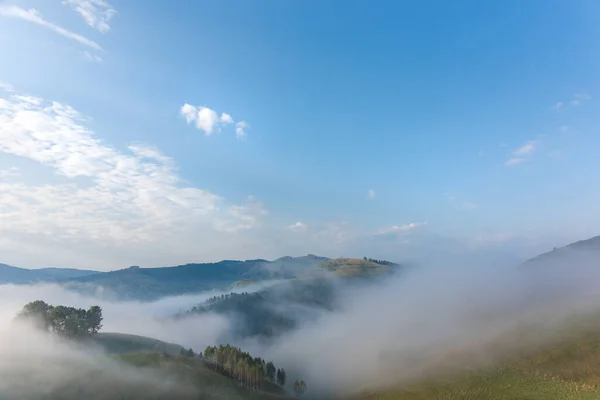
[92,332,185,355]
[321,258,392,277]
[117,353,289,400]
[351,318,600,400]
[86,333,289,399]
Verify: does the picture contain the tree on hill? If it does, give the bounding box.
[276,368,287,386]
[293,379,307,396]
[202,344,293,391]
[17,300,102,338]
[265,361,276,381]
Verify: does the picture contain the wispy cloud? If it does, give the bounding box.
[512,141,536,156]
[375,222,427,235]
[505,157,527,166]
[235,121,248,139]
[368,189,376,199]
[0,166,20,178]
[0,87,267,268]
[553,92,592,110]
[63,0,116,33]
[83,51,102,62]
[180,104,248,139]
[506,140,536,166]
[571,92,592,106]
[287,221,308,232]
[0,5,102,51]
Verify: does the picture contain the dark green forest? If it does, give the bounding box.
[181,279,339,339]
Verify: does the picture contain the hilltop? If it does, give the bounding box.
[0,254,400,300]
[320,258,397,277]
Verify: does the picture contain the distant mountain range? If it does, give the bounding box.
[0,263,99,284]
[5,234,596,301]
[0,255,339,300]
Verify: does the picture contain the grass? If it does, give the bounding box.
[351,315,600,400]
[91,332,185,355]
[320,258,392,277]
[116,353,289,400]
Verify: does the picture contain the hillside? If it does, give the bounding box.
[55,255,332,300]
[346,313,600,400]
[0,263,99,284]
[117,353,289,400]
[181,278,339,340]
[522,235,600,268]
[91,332,186,355]
[320,258,396,277]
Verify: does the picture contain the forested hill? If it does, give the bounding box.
[61,255,331,300]
[0,254,401,300]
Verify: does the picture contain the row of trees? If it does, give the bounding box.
[17,300,103,338]
[363,257,396,266]
[203,344,294,390]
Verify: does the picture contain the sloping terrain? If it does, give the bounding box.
[91,332,186,355]
[522,235,600,268]
[117,353,289,400]
[347,314,600,400]
[61,256,331,300]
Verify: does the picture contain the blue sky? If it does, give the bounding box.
[0,0,599,270]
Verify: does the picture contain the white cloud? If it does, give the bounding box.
[553,93,592,110]
[505,140,536,166]
[512,141,536,156]
[180,103,198,124]
[63,0,116,33]
[0,166,20,178]
[235,121,248,139]
[368,189,376,199]
[0,88,268,268]
[0,83,15,93]
[220,113,233,124]
[83,51,102,63]
[571,92,591,106]
[180,104,246,138]
[505,157,526,166]
[0,5,102,51]
[287,221,307,232]
[196,107,220,135]
[376,222,427,235]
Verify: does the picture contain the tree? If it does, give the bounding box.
[277,368,287,386]
[86,306,103,334]
[17,301,102,337]
[187,348,195,357]
[265,361,276,381]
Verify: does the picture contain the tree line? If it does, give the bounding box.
[16,300,103,338]
[203,344,307,394]
[363,257,396,266]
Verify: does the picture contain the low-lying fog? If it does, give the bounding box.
[1,249,600,398]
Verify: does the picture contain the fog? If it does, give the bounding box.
[258,253,600,397]
[1,249,600,398]
[0,320,200,399]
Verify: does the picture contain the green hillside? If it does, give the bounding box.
[347,315,600,400]
[91,332,185,355]
[116,353,289,400]
[320,258,394,277]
